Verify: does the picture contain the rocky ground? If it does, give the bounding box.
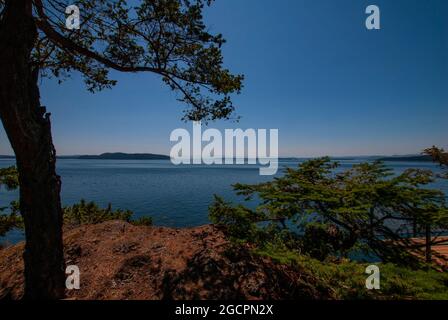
[0,220,324,300]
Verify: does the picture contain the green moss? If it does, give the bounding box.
[254,246,448,300]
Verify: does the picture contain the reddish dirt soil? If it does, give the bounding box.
[0,221,323,300]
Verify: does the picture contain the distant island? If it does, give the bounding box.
[1,153,170,160]
[77,153,170,160]
[0,154,436,162]
[377,155,433,162]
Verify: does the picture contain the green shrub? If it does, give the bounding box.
[0,210,23,237]
[1,198,153,238]
[1,167,153,234]
[131,216,154,226]
[210,158,448,267]
[0,167,22,237]
[255,245,448,300]
[63,200,152,227]
[210,158,448,299]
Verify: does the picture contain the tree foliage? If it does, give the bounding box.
[0,166,18,190]
[1,0,241,297]
[255,246,448,300]
[0,167,21,237]
[12,0,244,121]
[1,0,243,120]
[210,158,448,266]
[424,146,448,178]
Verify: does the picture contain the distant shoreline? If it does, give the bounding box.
[0,154,435,162]
[0,152,170,160]
[376,155,432,162]
[77,153,170,160]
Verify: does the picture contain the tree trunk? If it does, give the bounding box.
[0,0,65,299]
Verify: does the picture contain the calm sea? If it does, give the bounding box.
[1,158,447,244]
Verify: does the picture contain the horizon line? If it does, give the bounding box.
[0,152,426,159]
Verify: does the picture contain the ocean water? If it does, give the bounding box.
[1,158,447,244]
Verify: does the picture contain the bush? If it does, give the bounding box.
[0,167,21,237]
[210,158,448,267]
[63,200,152,227]
[131,216,154,227]
[210,158,448,299]
[1,199,153,239]
[1,167,153,235]
[0,210,22,237]
[255,245,448,300]
[302,223,349,261]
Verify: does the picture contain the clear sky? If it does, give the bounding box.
[1,0,447,157]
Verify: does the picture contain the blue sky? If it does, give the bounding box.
[1,0,447,157]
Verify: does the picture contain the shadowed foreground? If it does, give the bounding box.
[0,221,327,300]
[2,220,447,300]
